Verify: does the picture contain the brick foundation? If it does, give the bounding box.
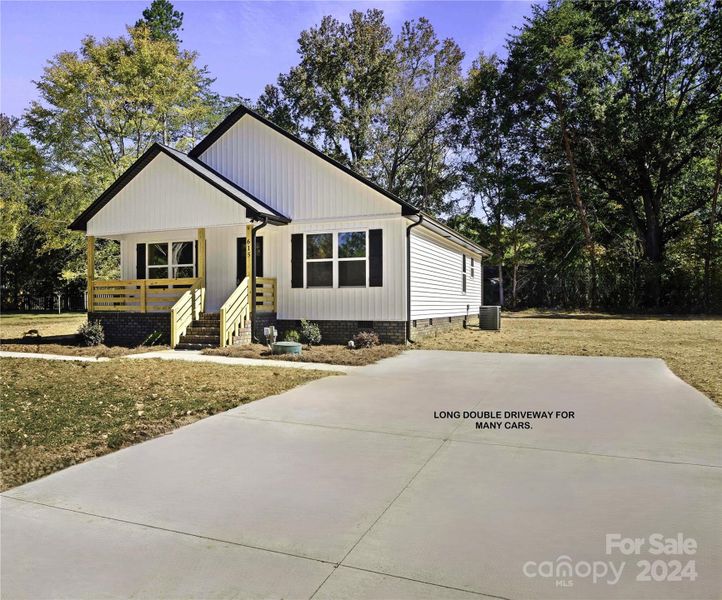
[276,319,407,345]
[89,312,170,347]
[252,312,278,342]
[409,314,468,341]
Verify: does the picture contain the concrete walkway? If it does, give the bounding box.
[2,351,721,599]
[0,350,110,362]
[125,349,357,372]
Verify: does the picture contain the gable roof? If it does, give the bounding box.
[189,104,420,217]
[189,104,490,256]
[68,143,290,231]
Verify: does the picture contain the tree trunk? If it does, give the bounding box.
[704,145,722,310]
[495,212,505,307]
[512,263,519,308]
[498,265,504,307]
[561,124,598,308]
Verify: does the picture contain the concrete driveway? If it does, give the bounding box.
[2,350,721,599]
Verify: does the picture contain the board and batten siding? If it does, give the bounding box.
[198,115,402,221]
[273,217,407,322]
[86,153,246,238]
[409,228,483,320]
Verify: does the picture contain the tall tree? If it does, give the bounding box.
[576,0,722,305]
[506,1,603,307]
[370,18,463,211]
[259,9,394,170]
[26,25,215,181]
[135,0,184,43]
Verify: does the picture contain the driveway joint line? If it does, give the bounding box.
[309,439,448,599]
[448,437,722,469]
[339,564,515,600]
[0,495,338,568]
[221,413,444,442]
[223,415,721,469]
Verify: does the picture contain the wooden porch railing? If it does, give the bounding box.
[219,277,250,347]
[91,278,201,313]
[170,283,205,348]
[255,277,277,313]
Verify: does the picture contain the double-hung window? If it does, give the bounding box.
[146,241,195,279]
[305,231,368,288]
[306,233,333,287]
[338,231,366,287]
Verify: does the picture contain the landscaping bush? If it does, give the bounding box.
[77,320,104,346]
[283,329,301,343]
[300,319,322,345]
[353,330,380,348]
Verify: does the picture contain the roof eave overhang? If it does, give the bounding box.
[408,213,492,257]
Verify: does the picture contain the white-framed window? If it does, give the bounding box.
[305,230,368,288]
[471,258,475,278]
[306,233,333,287]
[147,241,195,279]
[338,231,367,287]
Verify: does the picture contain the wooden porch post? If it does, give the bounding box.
[197,227,206,288]
[87,236,95,312]
[246,223,253,314]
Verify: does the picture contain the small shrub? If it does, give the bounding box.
[353,330,380,348]
[300,319,322,345]
[78,320,104,346]
[283,329,301,343]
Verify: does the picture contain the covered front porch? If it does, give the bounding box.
[86,225,277,349]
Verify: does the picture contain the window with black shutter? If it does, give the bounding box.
[369,229,383,287]
[291,234,304,288]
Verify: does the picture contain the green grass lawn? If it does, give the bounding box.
[415,310,722,408]
[0,358,331,491]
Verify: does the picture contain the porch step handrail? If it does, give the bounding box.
[170,283,205,349]
[219,276,250,347]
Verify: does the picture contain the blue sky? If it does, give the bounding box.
[1,1,534,119]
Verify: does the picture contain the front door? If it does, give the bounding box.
[236,236,263,285]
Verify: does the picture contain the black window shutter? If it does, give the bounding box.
[369,229,383,287]
[462,254,467,292]
[237,237,246,284]
[256,237,264,277]
[291,234,303,288]
[136,244,146,279]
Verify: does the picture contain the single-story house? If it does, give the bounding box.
[70,104,490,348]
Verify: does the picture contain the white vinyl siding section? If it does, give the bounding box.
[86,153,246,237]
[410,228,482,320]
[276,217,406,321]
[199,115,402,221]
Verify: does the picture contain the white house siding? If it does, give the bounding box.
[86,153,246,237]
[410,228,483,320]
[198,116,402,221]
[267,217,407,322]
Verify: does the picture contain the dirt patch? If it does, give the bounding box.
[204,343,404,366]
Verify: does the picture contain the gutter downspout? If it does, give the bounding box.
[251,216,268,341]
[406,214,424,344]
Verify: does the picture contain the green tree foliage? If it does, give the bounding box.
[258,10,462,211]
[135,0,184,43]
